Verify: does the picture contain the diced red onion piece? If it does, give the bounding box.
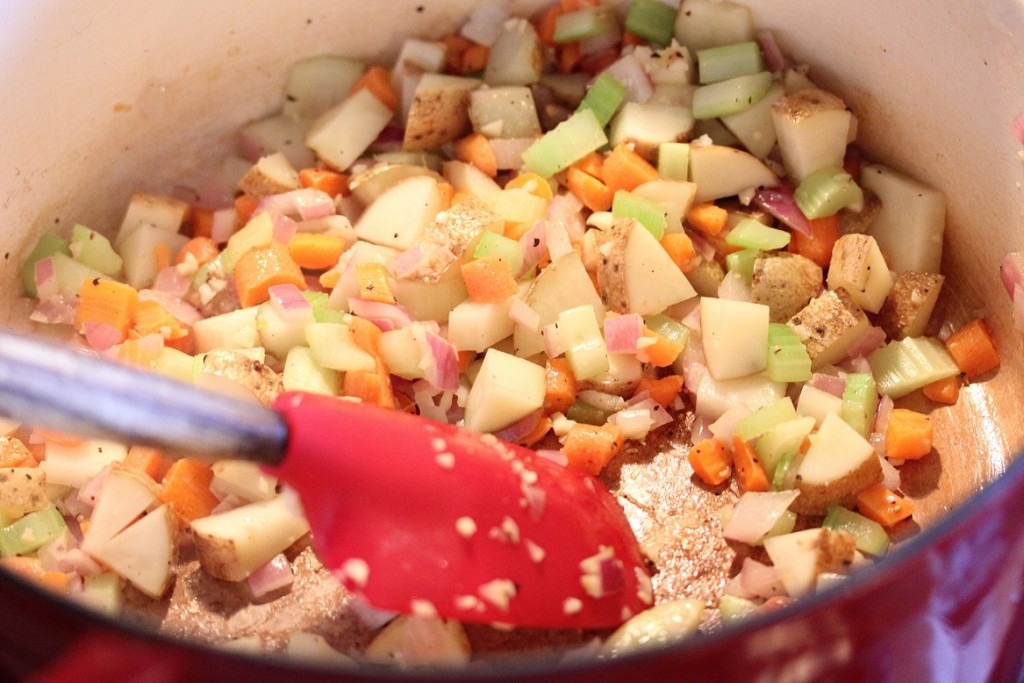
[843,355,872,374]
[686,228,717,261]
[248,553,294,598]
[210,207,237,245]
[603,313,644,353]
[547,190,586,244]
[846,326,886,359]
[495,409,543,444]
[718,270,752,302]
[999,252,1024,298]
[392,244,429,280]
[709,404,752,444]
[541,322,566,358]
[1013,285,1024,332]
[269,283,312,313]
[755,29,788,72]
[258,189,336,222]
[1014,112,1024,145]
[424,332,459,392]
[78,465,112,507]
[367,125,405,153]
[753,186,812,237]
[811,372,846,398]
[738,557,786,599]
[873,394,895,434]
[139,290,203,327]
[34,257,58,301]
[509,298,541,332]
[600,54,652,102]
[82,322,123,352]
[460,0,510,46]
[689,413,713,442]
[348,299,415,329]
[489,138,534,171]
[723,490,800,545]
[271,212,298,245]
[151,267,191,299]
[680,304,702,334]
[519,221,548,273]
[878,452,901,490]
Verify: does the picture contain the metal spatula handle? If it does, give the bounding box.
[0,330,288,463]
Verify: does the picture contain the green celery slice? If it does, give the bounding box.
[522,109,608,178]
[553,7,617,43]
[771,451,794,490]
[612,190,667,240]
[766,323,811,382]
[70,224,123,276]
[841,372,878,438]
[823,505,889,557]
[473,231,526,274]
[757,509,797,544]
[0,507,66,557]
[576,72,627,127]
[644,314,690,347]
[691,71,773,120]
[735,397,798,442]
[726,218,791,251]
[624,0,676,48]
[868,336,960,398]
[566,399,614,425]
[794,166,864,219]
[725,248,763,282]
[697,41,765,84]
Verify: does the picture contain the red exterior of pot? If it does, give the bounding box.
[6,451,1023,682]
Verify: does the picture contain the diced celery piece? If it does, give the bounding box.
[823,506,889,557]
[691,71,773,119]
[625,0,676,48]
[725,218,791,251]
[644,314,690,347]
[725,249,763,282]
[719,594,758,624]
[735,397,797,442]
[657,142,690,181]
[766,323,811,383]
[577,72,628,127]
[21,233,71,298]
[473,231,526,275]
[558,305,610,381]
[70,224,123,276]
[522,109,608,178]
[81,573,124,615]
[553,7,617,44]
[757,509,797,544]
[302,291,344,324]
[566,400,614,425]
[771,451,793,490]
[794,166,864,219]
[0,507,66,557]
[307,322,377,372]
[756,415,814,477]
[868,336,960,398]
[697,41,765,84]
[612,190,667,240]
[841,372,878,438]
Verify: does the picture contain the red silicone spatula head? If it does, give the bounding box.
[268,392,652,629]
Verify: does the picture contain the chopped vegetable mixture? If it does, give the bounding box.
[2,0,1006,666]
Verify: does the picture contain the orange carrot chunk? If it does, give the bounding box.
[289,233,347,271]
[856,483,915,527]
[685,202,728,237]
[567,166,614,212]
[688,437,732,486]
[633,375,685,408]
[233,242,306,308]
[124,445,166,481]
[602,142,660,193]
[175,236,220,267]
[732,435,771,492]
[660,233,698,273]
[461,257,519,303]
[455,133,498,178]
[544,357,578,414]
[299,168,349,197]
[885,408,933,460]
[160,458,220,527]
[944,318,1000,380]
[74,279,139,342]
[348,65,398,111]
[788,213,840,268]
[562,423,625,475]
[922,375,959,405]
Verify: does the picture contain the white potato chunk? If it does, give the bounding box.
[826,234,894,314]
[700,297,770,381]
[792,413,882,515]
[764,527,857,598]
[771,88,853,183]
[463,349,545,433]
